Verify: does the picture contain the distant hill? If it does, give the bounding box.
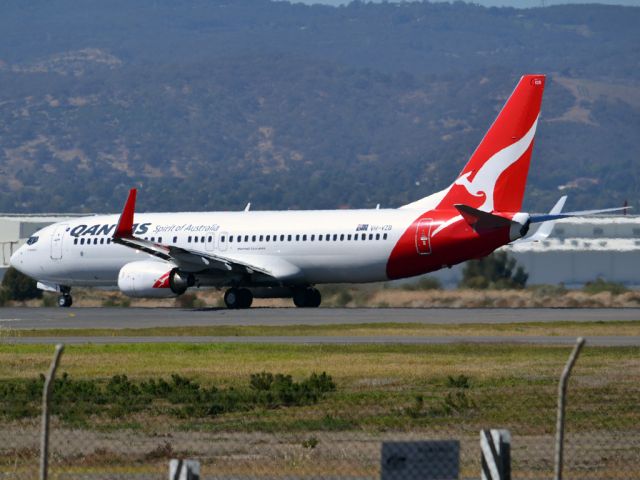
[0,0,638,213]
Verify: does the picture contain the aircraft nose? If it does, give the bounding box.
[9,245,24,269]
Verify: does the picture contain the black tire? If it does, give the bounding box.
[293,287,321,308]
[238,288,254,309]
[224,288,240,309]
[57,295,72,308]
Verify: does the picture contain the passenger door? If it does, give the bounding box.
[50,224,67,260]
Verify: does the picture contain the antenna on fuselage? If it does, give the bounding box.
[244,202,251,212]
[376,204,380,210]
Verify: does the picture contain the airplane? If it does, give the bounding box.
[9,74,626,309]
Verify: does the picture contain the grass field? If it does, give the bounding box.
[1,324,639,478]
[5,319,640,338]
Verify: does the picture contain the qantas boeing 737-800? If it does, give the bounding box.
[9,74,624,308]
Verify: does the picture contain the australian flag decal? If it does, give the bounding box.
[356,224,369,232]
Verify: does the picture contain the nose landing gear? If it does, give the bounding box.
[57,294,73,308]
[57,286,72,308]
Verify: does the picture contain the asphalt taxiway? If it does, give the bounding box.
[1,308,638,346]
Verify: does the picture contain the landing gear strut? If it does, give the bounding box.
[293,287,321,308]
[224,288,253,309]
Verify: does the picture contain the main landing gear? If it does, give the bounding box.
[224,288,253,309]
[57,287,73,308]
[293,287,321,308]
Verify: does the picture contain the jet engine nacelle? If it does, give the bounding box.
[118,260,179,298]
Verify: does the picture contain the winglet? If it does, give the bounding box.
[114,188,137,238]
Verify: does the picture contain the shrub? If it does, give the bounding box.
[175,293,206,308]
[459,251,528,290]
[101,294,131,307]
[401,276,442,291]
[1,267,42,301]
[583,278,628,295]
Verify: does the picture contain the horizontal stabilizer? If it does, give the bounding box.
[530,205,630,223]
[454,204,511,233]
[517,195,566,243]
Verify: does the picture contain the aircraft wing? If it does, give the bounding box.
[112,189,275,278]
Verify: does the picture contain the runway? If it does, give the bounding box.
[1,307,638,346]
[1,307,639,329]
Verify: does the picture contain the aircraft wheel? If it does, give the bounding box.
[58,294,73,308]
[293,287,321,308]
[224,288,241,309]
[238,288,253,309]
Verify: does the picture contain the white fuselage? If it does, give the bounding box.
[11,208,422,288]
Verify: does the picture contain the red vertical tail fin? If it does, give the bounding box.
[437,74,545,213]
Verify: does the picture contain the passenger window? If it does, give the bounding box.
[319,235,323,241]
[208,236,213,242]
[347,234,352,240]
[287,235,292,241]
[74,238,78,245]
[383,233,388,240]
[362,235,366,241]
[229,236,233,242]
[93,238,98,245]
[107,238,111,244]
[340,234,344,241]
[158,237,162,243]
[326,235,331,242]
[354,234,358,240]
[237,236,242,243]
[80,238,85,245]
[200,236,204,243]
[296,234,300,241]
[100,238,104,245]
[195,236,199,243]
[369,234,373,240]
[280,235,285,241]
[376,233,380,240]
[266,235,270,241]
[303,235,307,241]
[252,235,256,242]
[221,236,225,242]
[311,235,315,241]
[244,235,249,242]
[259,235,264,242]
[173,236,177,243]
[188,236,192,243]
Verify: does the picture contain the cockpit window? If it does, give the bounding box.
[26,236,39,245]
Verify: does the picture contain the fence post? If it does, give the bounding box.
[554,337,585,480]
[40,344,64,480]
[480,429,511,480]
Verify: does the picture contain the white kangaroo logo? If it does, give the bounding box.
[454,116,539,212]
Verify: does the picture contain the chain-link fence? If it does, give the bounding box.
[1,340,639,479]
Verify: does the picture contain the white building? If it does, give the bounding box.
[429,216,640,288]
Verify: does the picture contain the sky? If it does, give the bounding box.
[291,0,640,7]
